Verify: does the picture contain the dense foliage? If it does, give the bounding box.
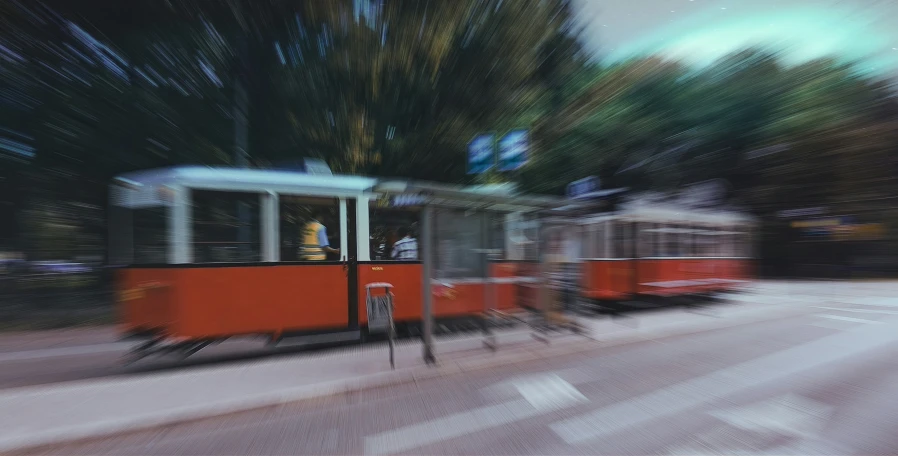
[1,0,897,275]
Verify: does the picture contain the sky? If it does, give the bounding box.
[574,0,898,75]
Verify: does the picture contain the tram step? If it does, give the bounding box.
[276,330,362,347]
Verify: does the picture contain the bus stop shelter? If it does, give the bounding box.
[372,180,577,364]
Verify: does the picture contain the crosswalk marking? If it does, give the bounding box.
[549,314,898,445]
[364,399,539,455]
[815,314,882,324]
[514,374,588,411]
[708,394,832,439]
[364,374,587,455]
[810,306,898,315]
[847,297,898,308]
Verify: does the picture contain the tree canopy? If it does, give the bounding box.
[1,0,897,274]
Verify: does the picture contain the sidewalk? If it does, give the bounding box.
[0,297,813,453]
[0,327,119,354]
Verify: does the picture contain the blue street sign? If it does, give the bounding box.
[498,129,529,172]
[467,133,495,174]
[567,176,600,198]
[390,194,428,207]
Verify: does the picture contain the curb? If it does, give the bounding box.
[0,304,811,453]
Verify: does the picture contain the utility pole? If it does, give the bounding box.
[233,31,251,260]
[232,11,250,168]
[233,78,249,168]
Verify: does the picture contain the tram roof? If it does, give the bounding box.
[622,201,755,225]
[114,166,378,195]
[112,167,564,211]
[373,180,564,212]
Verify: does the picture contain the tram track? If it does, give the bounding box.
[0,318,529,389]
[0,297,735,389]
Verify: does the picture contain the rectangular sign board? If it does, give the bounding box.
[498,129,529,172]
[468,134,496,174]
[567,176,600,199]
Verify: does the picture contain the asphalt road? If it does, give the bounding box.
[18,291,898,455]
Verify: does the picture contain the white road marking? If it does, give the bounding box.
[514,374,588,411]
[666,425,770,455]
[0,343,133,363]
[666,427,841,455]
[849,297,898,308]
[708,393,832,439]
[815,314,882,325]
[809,321,857,331]
[364,400,538,455]
[549,315,898,445]
[479,368,605,400]
[810,306,898,315]
[365,374,587,455]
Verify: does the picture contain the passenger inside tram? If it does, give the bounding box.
[301,209,340,261]
[391,226,418,260]
[279,197,340,261]
[369,206,420,261]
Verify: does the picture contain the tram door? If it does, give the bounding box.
[345,199,359,330]
[277,196,358,332]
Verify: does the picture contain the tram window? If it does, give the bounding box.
[280,196,340,262]
[695,227,712,257]
[733,232,740,258]
[652,224,663,257]
[711,227,723,257]
[192,191,261,263]
[586,222,604,258]
[739,231,751,257]
[132,207,167,264]
[521,213,539,262]
[564,226,583,261]
[720,230,734,257]
[489,213,506,260]
[639,223,655,258]
[505,212,539,262]
[662,224,678,257]
[108,204,132,266]
[681,225,694,257]
[694,227,705,257]
[612,221,632,259]
[368,204,420,261]
[504,213,524,261]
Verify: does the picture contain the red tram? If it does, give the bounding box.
[109,166,753,357]
[564,198,754,309]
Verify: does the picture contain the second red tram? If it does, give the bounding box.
[570,199,754,307]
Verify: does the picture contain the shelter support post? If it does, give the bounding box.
[482,211,496,351]
[421,204,436,364]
